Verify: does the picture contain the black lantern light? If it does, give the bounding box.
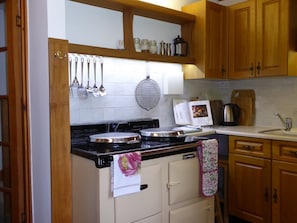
[173,35,188,56]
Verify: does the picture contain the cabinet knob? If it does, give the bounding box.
[273,188,278,203]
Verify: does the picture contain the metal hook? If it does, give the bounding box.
[54,50,67,60]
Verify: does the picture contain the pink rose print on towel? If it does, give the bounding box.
[118,152,141,176]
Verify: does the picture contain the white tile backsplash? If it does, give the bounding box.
[70,57,297,128]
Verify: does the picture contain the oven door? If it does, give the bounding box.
[168,152,199,205]
[115,159,162,223]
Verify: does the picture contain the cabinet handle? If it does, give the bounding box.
[264,188,269,202]
[221,65,226,77]
[289,151,297,157]
[242,145,255,150]
[167,181,180,189]
[273,188,278,203]
[249,63,254,76]
[256,62,261,75]
[140,184,148,191]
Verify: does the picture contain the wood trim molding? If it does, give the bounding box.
[48,38,72,223]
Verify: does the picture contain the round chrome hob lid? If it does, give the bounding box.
[140,127,185,138]
[89,132,141,144]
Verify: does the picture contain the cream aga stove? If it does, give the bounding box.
[71,119,214,223]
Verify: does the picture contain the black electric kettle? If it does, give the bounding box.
[222,103,240,126]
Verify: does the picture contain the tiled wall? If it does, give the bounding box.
[70,57,297,128]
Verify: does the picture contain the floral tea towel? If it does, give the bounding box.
[111,152,141,197]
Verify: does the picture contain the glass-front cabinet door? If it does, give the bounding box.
[0,1,11,222]
[0,0,11,223]
[0,0,27,222]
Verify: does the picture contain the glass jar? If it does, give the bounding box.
[141,39,149,53]
[134,38,141,52]
[149,40,157,54]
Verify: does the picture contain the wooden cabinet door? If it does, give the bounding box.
[272,161,297,223]
[229,154,271,223]
[228,0,256,79]
[256,0,288,77]
[182,0,227,79]
[205,1,227,79]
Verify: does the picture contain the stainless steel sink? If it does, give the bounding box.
[258,128,297,136]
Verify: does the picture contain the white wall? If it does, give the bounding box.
[27,0,52,222]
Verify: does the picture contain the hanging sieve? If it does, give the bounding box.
[135,74,161,111]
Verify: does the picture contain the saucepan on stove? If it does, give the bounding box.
[89,132,141,144]
[140,127,185,141]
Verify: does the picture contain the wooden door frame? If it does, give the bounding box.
[48,38,72,223]
[5,0,32,222]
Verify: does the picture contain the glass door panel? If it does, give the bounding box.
[0,52,8,95]
[0,191,11,223]
[0,1,11,222]
[0,2,6,47]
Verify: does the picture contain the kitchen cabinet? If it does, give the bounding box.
[272,140,297,223]
[68,0,196,64]
[182,0,227,79]
[229,136,297,223]
[228,136,271,223]
[228,0,297,79]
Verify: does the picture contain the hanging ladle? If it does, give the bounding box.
[86,58,93,92]
[92,57,100,97]
[99,56,106,96]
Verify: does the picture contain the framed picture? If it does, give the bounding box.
[188,100,213,127]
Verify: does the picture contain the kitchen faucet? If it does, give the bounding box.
[275,113,292,131]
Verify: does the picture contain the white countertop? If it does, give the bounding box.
[187,125,297,142]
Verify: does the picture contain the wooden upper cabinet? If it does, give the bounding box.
[182,0,227,79]
[228,0,297,79]
[228,0,256,79]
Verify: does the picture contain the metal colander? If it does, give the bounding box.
[135,75,161,111]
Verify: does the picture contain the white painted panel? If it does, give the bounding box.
[65,1,123,48]
[47,0,66,38]
[163,71,184,95]
[133,16,180,49]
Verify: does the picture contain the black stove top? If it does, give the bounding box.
[70,118,206,168]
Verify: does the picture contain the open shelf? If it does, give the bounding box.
[68,43,196,64]
[69,0,196,64]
